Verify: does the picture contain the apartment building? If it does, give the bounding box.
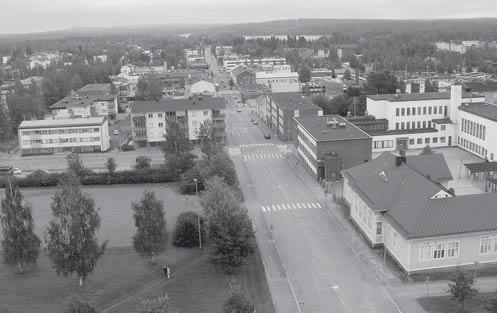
[363,86,486,153]
[293,115,372,181]
[256,71,300,93]
[18,117,109,156]
[343,152,497,274]
[131,96,226,147]
[265,92,323,141]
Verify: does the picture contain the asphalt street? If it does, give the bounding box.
[227,95,401,313]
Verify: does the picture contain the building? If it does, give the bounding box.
[130,96,226,147]
[300,81,326,97]
[186,80,216,97]
[18,117,109,156]
[364,87,485,152]
[265,92,323,141]
[343,151,497,274]
[231,65,256,86]
[293,115,372,181]
[463,81,497,104]
[214,46,233,56]
[256,71,300,93]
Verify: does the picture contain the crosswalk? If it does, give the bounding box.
[261,202,322,212]
[240,143,274,148]
[243,153,283,160]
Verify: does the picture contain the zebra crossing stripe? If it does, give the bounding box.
[271,205,276,211]
[316,203,322,208]
[306,203,313,208]
[276,204,282,211]
[282,204,288,210]
[262,206,267,212]
[291,203,297,209]
[296,203,302,209]
[310,203,317,208]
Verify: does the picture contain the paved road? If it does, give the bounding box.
[228,99,401,313]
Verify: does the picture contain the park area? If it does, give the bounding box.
[0,184,274,313]
[418,293,495,313]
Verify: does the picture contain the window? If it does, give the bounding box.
[148,114,153,118]
[409,139,415,145]
[433,106,437,114]
[158,113,163,118]
[158,123,163,127]
[447,242,459,258]
[420,244,432,261]
[441,125,446,131]
[428,107,432,114]
[203,110,209,116]
[480,237,495,254]
[396,123,399,130]
[401,108,405,116]
[440,137,446,143]
[423,121,426,128]
[412,108,416,116]
[417,121,421,128]
[412,122,415,129]
[407,108,410,116]
[401,122,405,130]
[423,107,427,115]
[433,137,438,143]
[433,243,445,259]
[444,106,448,116]
[428,121,432,128]
[418,107,422,115]
[376,222,382,235]
[406,123,410,129]
[417,138,422,144]
[425,137,430,144]
[396,108,399,116]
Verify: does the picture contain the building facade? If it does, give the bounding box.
[293,115,372,181]
[256,72,300,93]
[131,96,226,147]
[18,117,109,156]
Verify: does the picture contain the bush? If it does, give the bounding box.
[121,144,135,151]
[172,211,205,248]
[179,167,204,194]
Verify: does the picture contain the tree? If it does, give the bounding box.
[425,79,439,92]
[179,167,203,194]
[204,152,240,191]
[298,66,311,83]
[105,157,117,175]
[66,297,98,313]
[1,179,41,272]
[161,120,192,156]
[67,153,88,177]
[45,172,107,286]
[485,293,497,313]
[138,294,177,313]
[222,292,255,313]
[365,71,400,95]
[172,211,205,248]
[71,74,84,91]
[343,69,351,81]
[135,158,151,170]
[136,75,163,101]
[201,177,254,272]
[228,78,234,89]
[420,145,435,154]
[446,270,478,310]
[132,190,167,263]
[197,120,223,160]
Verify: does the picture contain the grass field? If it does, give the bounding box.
[0,184,275,313]
[418,293,496,313]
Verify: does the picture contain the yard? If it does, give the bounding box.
[418,293,496,313]
[0,184,275,313]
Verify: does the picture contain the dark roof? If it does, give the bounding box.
[294,115,371,142]
[49,93,115,109]
[344,151,497,239]
[18,117,106,129]
[432,118,453,124]
[464,162,497,174]
[131,96,226,114]
[405,153,454,181]
[77,83,112,95]
[367,92,482,102]
[231,66,255,77]
[269,92,318,110]
[459,103,497,122]
[238,84,269,91]
[463,81,497,92]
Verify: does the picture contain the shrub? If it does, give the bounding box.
[172,211,205,248]
[179,167,204,194]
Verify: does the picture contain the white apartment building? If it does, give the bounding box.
[362,85,497,161]
[256,71,300,93]
[18,117,109,156]
[131,96,227,147]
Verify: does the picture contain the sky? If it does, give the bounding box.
[2,0,497,34]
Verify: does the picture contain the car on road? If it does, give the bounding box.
[237,108,242,113]
[252,120,258,125]
[264,134,271,139]
[136,156,151,163]
[113,129,120,135]
[13,167,22,175]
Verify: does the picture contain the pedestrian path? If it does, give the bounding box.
[240,143,274,148]
[243,153,283,160]
[261,202,322,212]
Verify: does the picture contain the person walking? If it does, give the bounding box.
[162,265,171,279]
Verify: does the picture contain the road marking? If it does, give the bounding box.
[262,206,267,212]
[316,202,322,208]
[310,203,317,208]
[296,203,302,209]
[276,204,282,211]
[271,205,276,211]
[307,202,313,208]
[291,203,297,209]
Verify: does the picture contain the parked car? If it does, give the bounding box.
[237,108,242,113]
[13,167,22,175]
[113,129,120,135]
[253,121,258,125]
[136,156,151,163]
[264,134,271,139]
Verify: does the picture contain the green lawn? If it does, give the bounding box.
[418,293,496,313]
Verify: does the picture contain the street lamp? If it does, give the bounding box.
[193,178,202,249]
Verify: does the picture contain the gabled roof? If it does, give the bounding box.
[344,151,497,239]
[405,153,454,182]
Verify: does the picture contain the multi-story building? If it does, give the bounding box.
[49,91,118,119]
[131,96,226,147]
[231,65,256,86]
[363,87,485,152]
[256,71,300,93]
[343,152,497,274]
[265,92,323,141]
[300,81,326,96]
[293,115,372,181]
[18,117,109,156]
[77,83,118,117]
[463,81,497,104]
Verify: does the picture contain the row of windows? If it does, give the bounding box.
[459,137,489,158]
[355,198,373,230]
[395,105,448,117]
[146,111,205,119]
[419,242,460,261]
[461,118,486,140]
[480,237,497,254]
[408,137,446,145]
[22,127,100,136]
[396,121,446,130]
[373,140,394,149]
[263,78,298,83]
[22,137,100,145]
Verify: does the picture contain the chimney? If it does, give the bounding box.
[395,156,406,167]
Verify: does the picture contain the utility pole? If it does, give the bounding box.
[193,178,202,249]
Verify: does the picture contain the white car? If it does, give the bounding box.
[13,167,22,175]
[113,129,120,135]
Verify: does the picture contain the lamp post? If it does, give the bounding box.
[193,178,202,249]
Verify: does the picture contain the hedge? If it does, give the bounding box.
[0,168,177,188]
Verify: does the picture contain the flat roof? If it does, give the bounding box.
[18,117,106,129]
[255,72,298,79]
[464,162,497,174]
[367,92,482,102]
[269,92,317,110]
[131,96,226,114]
[459,103,497,122]
[294,115,371,142]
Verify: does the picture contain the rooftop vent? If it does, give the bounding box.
[326,117,339,128]
[379,171,388,182]
[338,122,347,128]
